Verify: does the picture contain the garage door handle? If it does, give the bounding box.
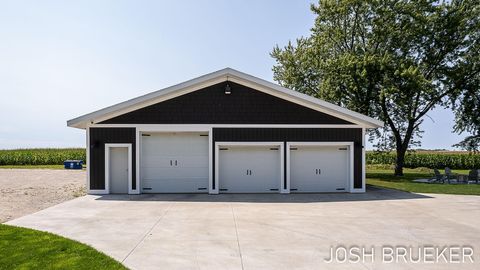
[316,169,321,175]
[170,160,172,166]
[175,160,177,166]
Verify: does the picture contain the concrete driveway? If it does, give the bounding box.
[6,188,480,270]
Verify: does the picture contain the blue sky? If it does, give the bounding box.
[0,0,465,150]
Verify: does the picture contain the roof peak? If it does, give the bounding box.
[67,68,383,129]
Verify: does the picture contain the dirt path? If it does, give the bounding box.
[0,169,86,223]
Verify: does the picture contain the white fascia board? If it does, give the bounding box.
[226,69,384,128]
[67,67,384,129]
[67,69,231,129]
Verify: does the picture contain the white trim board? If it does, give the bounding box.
[104,143,133,194]
[361,128,366,192]
[86,127,91,194]
[67,68,383,129]
[135,127,141,195]
[286,142,356,193]
[89,124,361,129]
[214,142,285,194]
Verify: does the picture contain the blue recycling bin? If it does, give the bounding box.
[64,160,83,169]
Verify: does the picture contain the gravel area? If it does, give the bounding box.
[0,169,86,223]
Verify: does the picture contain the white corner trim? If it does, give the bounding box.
[104,143,133,194]
[214,141,284,194]
[286,142,355,193]
[208,127,215,194]
[67,68,383,129]
[361,128,366,192]
[213,143,220,195]
[135,128,141,195]
[86,126,91,194]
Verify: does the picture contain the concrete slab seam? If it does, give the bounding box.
[231,203,245,270]
[121,203,174,263]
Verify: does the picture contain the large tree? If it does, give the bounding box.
[453,74,480,153]
[271,0,480,175]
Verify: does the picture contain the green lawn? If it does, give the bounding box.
[367,166,480,195]
[0,224,127,270]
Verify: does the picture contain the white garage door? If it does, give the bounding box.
[141,132,209,193]
[289,145,350,192]
[218,145,281,193]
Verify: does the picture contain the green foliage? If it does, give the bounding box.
[0,148,85,165]
[271,0,480,175]
[0,224,126,270]
[367,152,480,169]
[453,135,480,153]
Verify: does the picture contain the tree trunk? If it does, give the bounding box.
[395,138,408,176]
[394,146,406,176]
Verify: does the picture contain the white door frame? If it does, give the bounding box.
[136,127,211,194]
[215,141,285,194]
[105,143,133,194]
[286,142,354,193]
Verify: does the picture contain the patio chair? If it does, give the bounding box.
[429,169,445,183]
[444,167,457,184]
[468,169,479,184]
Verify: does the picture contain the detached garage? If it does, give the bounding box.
[67,68,382,194]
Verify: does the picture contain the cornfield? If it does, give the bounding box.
[1,148,479,169]
[0,148,86,165]
[366,152,480,169]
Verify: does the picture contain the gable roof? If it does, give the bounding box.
[67,68,383,129]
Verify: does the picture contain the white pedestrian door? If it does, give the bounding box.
[218,146,280,193]
[141,133,209,193]
[109,147,129,194]
[290,145,349,192]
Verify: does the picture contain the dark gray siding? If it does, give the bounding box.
[89,128,136,190]
[213,128,363,189]
[100,81,352,125]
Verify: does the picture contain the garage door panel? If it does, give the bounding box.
[141,133,209,193]
[174,156,209,168]
[142,167,209,179]
[142,135,176,155]
[141,156,174,168]
[142,155,208,168]
[290,145,349,192]
[142,178,208,193]
[142,134,208,156]
[219,146,281,193]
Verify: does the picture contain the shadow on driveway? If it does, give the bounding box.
[94,186,431,203]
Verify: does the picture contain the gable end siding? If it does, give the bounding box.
[100,81,352,125]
